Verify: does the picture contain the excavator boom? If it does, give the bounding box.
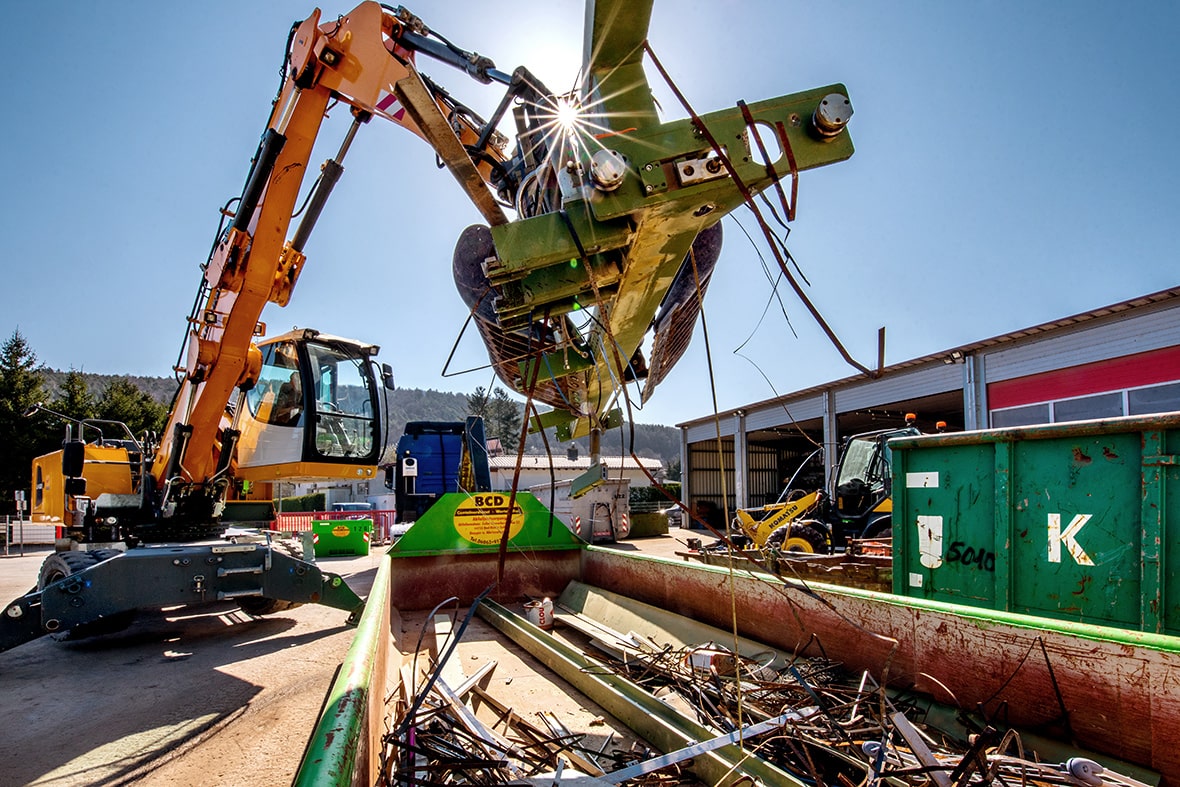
[154,3,514,523]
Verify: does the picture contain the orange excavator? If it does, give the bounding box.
[3,0,853,651]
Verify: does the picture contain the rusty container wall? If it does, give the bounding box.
[891,413,1180,634]
[580,548,1180,779]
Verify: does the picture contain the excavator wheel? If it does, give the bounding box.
[235,597,301,617]
[38,550,101,590]
[38,550,137,640]
[767,522,828,554]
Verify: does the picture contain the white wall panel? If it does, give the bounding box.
[834,364,963,412]
[745,395,825,431]
[984,303,1180,382]
[685,421,732,444]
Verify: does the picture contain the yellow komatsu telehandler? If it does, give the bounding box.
[732,423,921,553]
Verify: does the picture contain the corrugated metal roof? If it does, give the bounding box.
[680,285,1180,427]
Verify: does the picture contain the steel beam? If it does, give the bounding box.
[476,598,806,786]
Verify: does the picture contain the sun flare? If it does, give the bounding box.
[554,97,580,132]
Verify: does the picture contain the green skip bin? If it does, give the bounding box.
[891,413,1180,634]
[311,518,373,557]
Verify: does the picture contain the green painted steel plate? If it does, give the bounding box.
[389,492,584,556]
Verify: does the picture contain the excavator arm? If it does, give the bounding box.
[152,3,522,524]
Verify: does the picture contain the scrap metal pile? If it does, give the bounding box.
[380,609,657,784]
[590,637,1145,786]
[383,675,657,782]
[684,538,894,594]
[378,598,1154,786]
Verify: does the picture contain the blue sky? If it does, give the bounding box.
[3,1,1177,427]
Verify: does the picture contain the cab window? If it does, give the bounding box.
[245,342,304,427]
[305,342,376,459]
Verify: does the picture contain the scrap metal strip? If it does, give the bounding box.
[476,597,807,786]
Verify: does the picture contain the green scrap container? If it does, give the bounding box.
[891,413,1180,634]
[312,519,373,557]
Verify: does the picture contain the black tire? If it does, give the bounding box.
[235,597,301,616]
[38,551,137,640]
[38,551,100,591]
[767,522,828,554]
[862,515,893,540]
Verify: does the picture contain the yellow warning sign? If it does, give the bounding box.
[454,495,524,545]
[331,525,351,538]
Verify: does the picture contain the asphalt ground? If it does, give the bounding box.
[0,545,382,786]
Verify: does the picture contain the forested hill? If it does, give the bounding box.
[44,370,179,407]
[42,371,682,465]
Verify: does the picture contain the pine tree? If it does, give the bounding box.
[490,388,522,452]
[466,386,490,418]
[665,457,682,481]
[466,385,523,451]
[0,330,55,509]
[52,368,97,423]
[97,379,168,441]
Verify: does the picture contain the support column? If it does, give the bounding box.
[678,426,690,526]
[733,411,748,511]
[822,390,838,490]
[963,353,987,430]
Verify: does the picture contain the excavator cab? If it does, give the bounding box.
[236,329,392,482]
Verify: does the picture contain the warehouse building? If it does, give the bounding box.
[488,450,664,490]
[678,286,1180,517]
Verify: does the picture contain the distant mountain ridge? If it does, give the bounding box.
[44,369,180,407]
[42,370,681,465]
